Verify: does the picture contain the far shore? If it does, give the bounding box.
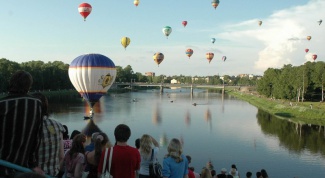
[227,89,325,126]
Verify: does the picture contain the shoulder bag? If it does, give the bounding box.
[149,149,163,178]
[100,147,113,178]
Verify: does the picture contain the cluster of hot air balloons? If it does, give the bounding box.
[303,19,322,62]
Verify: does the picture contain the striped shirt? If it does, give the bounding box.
[0,94,43,170]
[38,116,65,176]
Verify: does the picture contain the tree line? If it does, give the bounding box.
[0,58,260,93]
[257,61,325,101]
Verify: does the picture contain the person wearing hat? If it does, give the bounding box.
[217,168,227,178]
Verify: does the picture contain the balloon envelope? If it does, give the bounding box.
[185,49,193,58]
[222,56,227,61]
[258,20,262,26]
[69,54,116,107]
[211,0,220,9]
[307,36,311,41]
[134,0,140,6]
[162,26,172,38]
[206,53,214,63]
[182,21,188,27]
[78,3,92,21]
[305,48,309,53]
[153,52,164,66]
[312,54,317,60]
[121,37,131,49]
[211,38,216,44]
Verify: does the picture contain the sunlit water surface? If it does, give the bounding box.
[49,88,325,177]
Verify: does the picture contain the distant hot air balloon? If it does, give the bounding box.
[307,36,311,41]
[78,3,92,21]
[258,20,263,26]
[318,19,322,25]
[185,49,194,59]
[68,54,116,117]
[211,38,216,44]
[134,0,140,7]
[211,0,220,10]
[162,26,172,39]
[312,54,317,61]
[182,21,188,27]
[222,56,227,62]
[206,53,214,63]
[121,37,131,50]
[153,52,164,66]
[305,48,309,53]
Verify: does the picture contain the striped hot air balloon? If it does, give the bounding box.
[153,52,164,66]
[206,53,214,63]
[121,37,131,50]
[185,49,194,58]
[78,3,92,21]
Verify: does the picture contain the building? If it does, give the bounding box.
[145,72,155,77]
[171,79,178,84]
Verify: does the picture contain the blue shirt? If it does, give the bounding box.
[162,154,188,178]
[85,142,95,152]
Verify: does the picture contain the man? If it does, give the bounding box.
[186,155,195,178]
[98,124,140,178]
[32,92,65,177]
[0,70,44,176]
[217,168,227,178]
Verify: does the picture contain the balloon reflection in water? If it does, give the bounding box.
[84,98,105,121]
[82,119,102,138]
[185,110,191,126]
[160,133,168,147]
[152,103,162,125]
[205,108,212,130]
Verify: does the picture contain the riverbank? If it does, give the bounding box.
[227,89,325,126]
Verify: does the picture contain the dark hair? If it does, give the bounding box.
[256,172,262,177]
[62,125,69,139]
[70,130,81,140]
[261,169,268,177]
[135,138,140,149]
[114,124,131,142]
[31,92,48,116]
[94,132,110,164]
[9,70,33,94]
[69,133,86,158]
[231,164,237,170]
[186,155,192,163]
[16,172,46,178]
[246,171,252,177]
[211,170,216,176]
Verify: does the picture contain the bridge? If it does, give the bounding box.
[113,82,225,94]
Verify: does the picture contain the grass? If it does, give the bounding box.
[227,89,325,125]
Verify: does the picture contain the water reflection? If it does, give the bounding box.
[257,109,325,157]
[152,102,162,125]
[185,110,191,126]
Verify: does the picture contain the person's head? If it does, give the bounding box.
[211,170,216,177]
[140,134,153,157]
[70,130,81,140]
[94,132,110,163]
[114,124,131,142]
[261,169,268,177]
[69,133,86,157]
[221,168,227,174]
[231,164,237,170]
[256,172,262,178]
[8,70,33,94]
[91,132,100,142]
[186,155,192,164]
[62,125,69,139]
[31,92,48,116]
[189,167,195,172]
[135,138,140,149]
[246,171,252,178]
[166,138,183,163]
[200,167,212,178]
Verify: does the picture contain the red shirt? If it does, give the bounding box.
[188,168,195,178]
[98,145,140,178]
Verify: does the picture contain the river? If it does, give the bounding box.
[48,88,325,177]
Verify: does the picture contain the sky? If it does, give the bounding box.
[0,0,324,76]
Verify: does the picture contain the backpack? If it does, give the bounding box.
[148,149,163,178]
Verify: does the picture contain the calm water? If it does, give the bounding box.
[49,88,325,177]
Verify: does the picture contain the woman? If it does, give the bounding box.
[200,167,212,178]
[63,133,86,178]
[162,138,188,178]
[85,132,111,178]
[138,134,160,178]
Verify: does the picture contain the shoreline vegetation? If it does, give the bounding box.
[226,87,325,126]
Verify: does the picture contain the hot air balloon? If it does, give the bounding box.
[68,54,116,118]
[312,54,317,61]
[211,38,216,44]
[134,0,140,7]
[185,49,194,58]
[162,26,172,39]
[182,21,188,27]
[211,0,220,9]
[206,53,214,63]
[153,52,164,66]
[305,49,309,53]
[222,56,227,62]
[121,37,131,50]
[78,3,92,21]
[318,19,322,25]
[258,20,263,26]
[307,36,311,41]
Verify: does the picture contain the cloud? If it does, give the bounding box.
[215,0,325,73]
